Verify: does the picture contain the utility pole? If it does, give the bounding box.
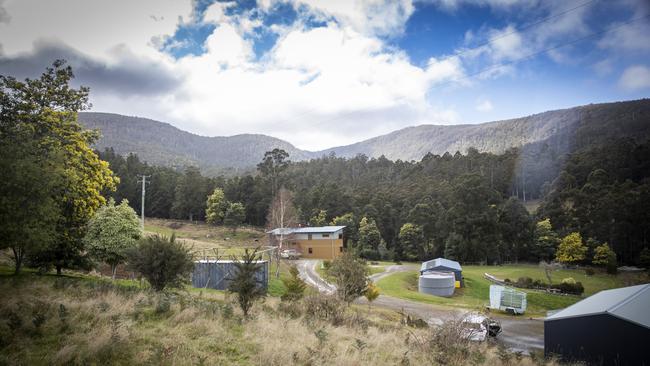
[137,175,150,231]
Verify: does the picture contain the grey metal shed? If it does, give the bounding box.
[191,260,269,291]
[420,258,464,287]
[544,283,650,365]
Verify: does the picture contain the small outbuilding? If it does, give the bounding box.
[191,260,269,291]
[544,283,650,366]
[420,258,464,287]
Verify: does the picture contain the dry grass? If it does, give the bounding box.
[0,273,562,366]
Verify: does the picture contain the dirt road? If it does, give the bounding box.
[296,260,544,353]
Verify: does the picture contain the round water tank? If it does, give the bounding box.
[419,272,455,297]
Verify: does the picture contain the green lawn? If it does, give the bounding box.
[376,264,648,316]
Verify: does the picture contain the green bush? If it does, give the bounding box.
[556,280,584,295]
[516,277,533,288]
[584,268,595,276]
[561,277,576,285]
[281,265,307,302]
[227,249,266,317]
[126,234,194,291]
[322,260,332,270]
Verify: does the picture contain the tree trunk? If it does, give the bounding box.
[12,246,23,275]
[56,265,62,275]
[111,264,117,280]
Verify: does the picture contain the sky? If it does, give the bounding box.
[0,0,649,151]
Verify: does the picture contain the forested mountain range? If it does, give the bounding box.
[78,112,314,175]
[79,99,650,176]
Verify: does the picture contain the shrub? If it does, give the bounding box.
[561,277,576,285]
[126,234,194,291]
[358,248,380,261]
[556,279,584,295]
[585,268,595,276]
[227,248,266,317]
[328,253,369,303]
[515,277,533,288]
[503,278,511,283]
[281,265,307,302]
[322,260,332,270]
[303,294,346,326]
[364,282,380,306]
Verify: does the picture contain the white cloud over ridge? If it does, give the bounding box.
[0,0,648,150]
[618,65,650,91]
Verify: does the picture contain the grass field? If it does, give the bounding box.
[376,264,649,316]
[0,270,559,365]
[144,218,266,255]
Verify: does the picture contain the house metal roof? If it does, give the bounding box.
[545,283,650,329]
[421,257,462,272]
[266,226,345,235]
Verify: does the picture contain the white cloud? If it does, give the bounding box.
[273,0,415,37]
[0,0,192,62]
[476,99,494,112]
[599,19,650,52]
[618,65,650,91]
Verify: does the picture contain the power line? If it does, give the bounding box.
[137,174,151,230]
[274,0,600,126]
[453,0,598,60]
[303,14,650,129]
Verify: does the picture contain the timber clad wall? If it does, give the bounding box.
[289,239,344,260]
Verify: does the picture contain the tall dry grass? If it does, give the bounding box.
[0,274,560,365]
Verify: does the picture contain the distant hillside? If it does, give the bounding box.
[320,99,650,160]
[78,113,315,174]
[79,99,650,174]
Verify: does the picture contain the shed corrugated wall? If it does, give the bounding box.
[191,261,269,291]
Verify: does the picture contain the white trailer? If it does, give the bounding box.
[489,285,527,315]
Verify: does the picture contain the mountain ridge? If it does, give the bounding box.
[78,98,650,174]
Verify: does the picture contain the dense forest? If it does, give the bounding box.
[81,99,650,201]
[100,135,650,266]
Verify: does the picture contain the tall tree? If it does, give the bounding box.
[555,232,587,265]
[331,213,358,247]
[84,199,141,279]
[498,198,534,262]
[257,148,290,195]
[172,166,210,221]
[224,202,246,232]
[267,187,298,277]
[533,218,560,262]
[205,188,228,225]
[1,60,118,274]
[357,216,381,258]
[309,209,328,226]
[399,223,425,261]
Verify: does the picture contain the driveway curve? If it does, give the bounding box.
[296,260,544,353]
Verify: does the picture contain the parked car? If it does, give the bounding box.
[280,249,301,259]
[461,313,502,341]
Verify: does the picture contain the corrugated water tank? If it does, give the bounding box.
[418,271,455,297]
[191,260,269,291]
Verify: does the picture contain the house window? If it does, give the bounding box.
[308,234,312,240]
[338,233,343,239]
[322,234,329,238]
[308,248,313,254]
[339,247,343,252]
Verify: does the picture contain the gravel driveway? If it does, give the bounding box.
[295,259,544,353]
